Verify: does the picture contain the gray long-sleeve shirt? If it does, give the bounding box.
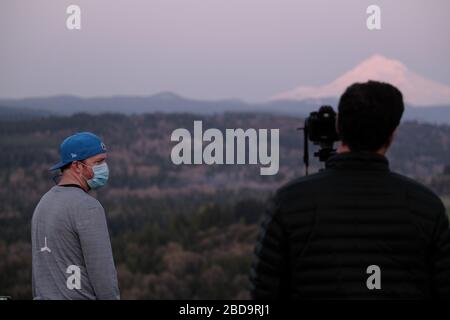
[31,185,120,300]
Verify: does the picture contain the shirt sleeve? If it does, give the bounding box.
[76,203,120,300]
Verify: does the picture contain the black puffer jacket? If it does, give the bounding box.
[250,151,450,299]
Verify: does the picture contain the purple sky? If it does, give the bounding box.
[1,0,449,102]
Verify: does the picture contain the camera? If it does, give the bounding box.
[299,105,340,174]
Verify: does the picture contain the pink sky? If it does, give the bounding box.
[1,0,449,102]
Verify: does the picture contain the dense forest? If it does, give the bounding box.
[0,112,450,299]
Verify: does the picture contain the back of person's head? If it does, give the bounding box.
[337,80,404,152]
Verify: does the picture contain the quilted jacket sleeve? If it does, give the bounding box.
[431,201,450,299]
[249,195,291,299]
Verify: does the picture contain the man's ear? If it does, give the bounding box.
[385,128,397,149]
[71,161,82,174]
[391,127,398,141]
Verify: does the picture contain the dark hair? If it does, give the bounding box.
[60,160,85,173]
[337,80,404,152]
[60,163,72,173]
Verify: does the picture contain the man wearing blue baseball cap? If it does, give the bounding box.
[31,132,120,300]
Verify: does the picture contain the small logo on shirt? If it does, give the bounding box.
[40,237,51,253]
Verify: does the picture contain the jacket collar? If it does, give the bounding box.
[325,151,390,171]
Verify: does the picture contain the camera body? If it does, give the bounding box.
[300,105,340,174]
[306,105,339,145]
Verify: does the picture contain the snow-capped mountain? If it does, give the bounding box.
[271,54,450,107]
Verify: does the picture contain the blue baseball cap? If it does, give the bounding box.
[50,132,107,171]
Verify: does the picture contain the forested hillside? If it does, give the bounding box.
[1,112,449,299]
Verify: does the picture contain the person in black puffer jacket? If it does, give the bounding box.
[250,81,450,299]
